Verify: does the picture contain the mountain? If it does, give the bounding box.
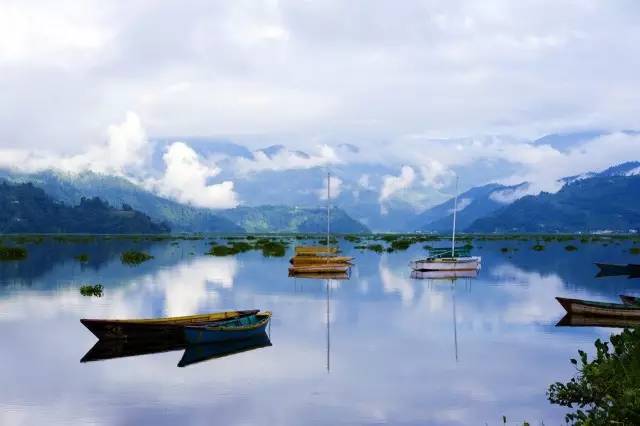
[413,182,528,232]
[218,206,370,233]
[468,175,640,233]
[0,170,242,233]
[0,181,169,233]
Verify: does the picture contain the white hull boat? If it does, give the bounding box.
[410,256,481,271]
[410,269,479,280]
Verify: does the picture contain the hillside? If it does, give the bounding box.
[0,170,242,232]
[468,175,640,233]
[0,182,170,233]
[218,205,370,233]
[413,183,528,232]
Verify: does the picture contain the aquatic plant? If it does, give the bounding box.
[564,245,578,252]
[366,244,385,253]
[390,239,413,251]
[0,246,27,261]
[343,234,362,243]
[74,253,89,262]
[79,284,103,297]
[120,250,153,265]
[207,245,236,256]
[500,247,510,253]
[548,328,640,424]
[532,244,545,251]
[261,241,287,257]
[631,247,640,255]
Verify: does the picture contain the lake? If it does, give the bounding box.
[0,236,638,425]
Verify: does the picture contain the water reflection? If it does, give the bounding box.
[1,238,639,424]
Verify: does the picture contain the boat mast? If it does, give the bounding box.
[451,175,458,257]
[327,171,331,249]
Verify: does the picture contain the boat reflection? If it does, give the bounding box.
[556,314,640,328]
[81,333,272,367]
[410,269,478,280]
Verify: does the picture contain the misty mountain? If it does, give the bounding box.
[413,182,528,232]
[468,175,640,233]
[0,181,169,234]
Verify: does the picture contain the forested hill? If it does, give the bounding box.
[0,181,170,234]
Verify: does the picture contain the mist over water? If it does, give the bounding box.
[1,237,638,425]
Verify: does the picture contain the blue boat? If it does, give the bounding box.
[178,333,272,367]
[184,311,272,344]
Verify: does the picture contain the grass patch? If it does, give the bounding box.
[120,250,153,265]
[74,253,89,262]
[532,244,545,251]
[261,241,287,257]
[564,245,578,252]
[631,247,640,255]
[79,284,103,297]
[0,246,27,261]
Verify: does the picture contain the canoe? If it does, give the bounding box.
[178,333,272,367]
[289,264,351,274]
[410,256,481,271]
[184,311,272,344]
[290,255,353,265]
[410,269,478,280]
[620,295,640,305]
[81,309,259,340]
[295,246,337,256]
[555,297,640,318]
[556,314,640,328]
[595,263,640,276]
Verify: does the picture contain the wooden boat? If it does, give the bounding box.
[295,246,338,256]
[288,271,351,280]
[556,314,640,328]
[80,309,259,340]
[555,297,640,318]
[595,263,640,277]
[178,333,272,367]
[289,264,351,275]
[620,294,640,305]
[184,311,272,344]
[410,269,478,280]
[290,255,353,265]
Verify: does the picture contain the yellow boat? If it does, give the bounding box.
[295,246,338,256]
[290,255,353,265]
[289,264,351,274]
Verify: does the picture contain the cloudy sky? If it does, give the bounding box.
[1,0,639,209]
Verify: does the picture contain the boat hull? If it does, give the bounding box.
[410,257,481,271]
[184,312,272,344]
[290,256,353,265]
[620,295,640,305]
[80,309,259,340]
[556,297,640,318]
[178,333,272,367]
[289,264,351,274]
[595,263,640,277]
[556,314,640,328]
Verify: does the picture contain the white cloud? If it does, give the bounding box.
[317,174,343,200]
[234,144,341,175]
[489,184,531,204]
[146,142,238,209]
[379,166,416,212]
[450,197,472,213]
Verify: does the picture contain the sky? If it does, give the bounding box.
[1,0,640,209]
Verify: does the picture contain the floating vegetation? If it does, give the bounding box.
[120,250,154,265]
[79,284,103,297]
[500,247,510,253]
[260,241,287,257]
[343,234,362,243]
[8,235,45,245]
[364,244,385,253]
[532,244,545,251]
[390,239,413,251]
[52,235,96,244]
[74,253,89,262]
[0,246,27,261]
[564,245,578,252]
[631,247,640,255]
[207,245,236,256]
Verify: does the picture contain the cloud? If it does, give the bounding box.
[450,197,472,213]
[489,183,531,204]
[317,174,343,200]
[379,166,416,213]
[234,144,341,175]
[146,142,238,209]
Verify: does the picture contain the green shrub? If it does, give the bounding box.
[261,241,286,257]
[207,245,236,256]
[121,250,153,265]
[0,246,27,261]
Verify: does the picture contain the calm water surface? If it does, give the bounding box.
[1,237,639,425]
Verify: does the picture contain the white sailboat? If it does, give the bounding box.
[410,177,482,272]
